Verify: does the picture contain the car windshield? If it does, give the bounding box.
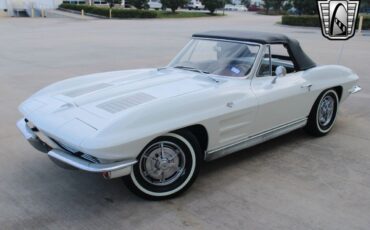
[169,39,260,77]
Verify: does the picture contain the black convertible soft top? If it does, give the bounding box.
[192,31,316,71]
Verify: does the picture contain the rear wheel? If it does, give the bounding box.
[124,130,202,200]
[305,89,339,136]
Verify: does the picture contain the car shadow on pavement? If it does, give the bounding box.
[6,128,313,228]
[199,128,311,179]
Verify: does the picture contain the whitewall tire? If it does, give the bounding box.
[305,89,339,137]
[123,130,202,200]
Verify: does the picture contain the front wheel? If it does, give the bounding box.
[123,131,202,200]
[305,89,339,137]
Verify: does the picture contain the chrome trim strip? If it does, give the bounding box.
[349,85,362,94]
[205,118,307,161]
[48,149,137,173]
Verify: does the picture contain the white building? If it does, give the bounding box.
[0,0,12,16]
[0,0,62,16]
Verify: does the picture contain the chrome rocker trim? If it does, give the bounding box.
[17,119,137,175]
[205,118,307,161]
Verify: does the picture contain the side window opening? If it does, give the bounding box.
[270,44,296,73]
[257,44,297,77]
[257,45,272,77]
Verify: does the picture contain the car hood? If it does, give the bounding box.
[20,68,221,138]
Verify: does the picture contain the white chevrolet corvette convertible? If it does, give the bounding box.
[17,31,361,199]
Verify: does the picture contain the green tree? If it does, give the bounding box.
[275,0,285,11]
[161,0,187,12]
[293,0,317,15]
[263,0,284,14]
[360,0,370,11]
[203,0,224,14]
[263,0,273,14]
[283,0,293,12]
[127,0,148,9]
[241,0,251,7]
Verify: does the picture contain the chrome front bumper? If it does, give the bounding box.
[16,119,137,177]
[16,119,53,153]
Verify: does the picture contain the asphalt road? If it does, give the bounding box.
[0,12,370,230]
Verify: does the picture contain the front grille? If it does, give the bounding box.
[54,141,100,163]
[58,141,78,153]
[25,123,101,164]
[80,153,100,164]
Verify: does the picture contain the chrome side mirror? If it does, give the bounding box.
[272,66,287,84]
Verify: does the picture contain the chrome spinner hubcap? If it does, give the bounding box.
[318,95,335,127]
[139,141,186,186]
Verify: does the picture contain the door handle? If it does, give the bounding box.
[301,84,312,91]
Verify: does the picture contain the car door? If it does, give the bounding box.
[250,45,314,135]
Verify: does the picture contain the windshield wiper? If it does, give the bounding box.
[174,66,220,83]
[158,66,219,83]
[173,65,210,75]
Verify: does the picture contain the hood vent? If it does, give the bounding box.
[97,92,156,114]
[63,83,111,98]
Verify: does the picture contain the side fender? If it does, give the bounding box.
[302,65,359,102]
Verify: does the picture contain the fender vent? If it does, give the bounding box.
[97,92,156,114]
[63,83,111,98]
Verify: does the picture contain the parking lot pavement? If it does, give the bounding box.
[1,12,370,230]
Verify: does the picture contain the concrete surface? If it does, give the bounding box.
[0,12,370,230]
[46,9,96,20]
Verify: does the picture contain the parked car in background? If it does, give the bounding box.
[248,3,261,11]
[287,7,300,15]
[224,4,247,11]
[360,7,370,13]
[235,4,247,11]
[121,0,133,8]
[187,0,204,10]
[224,4,237,11]
[148,0,162,10]
[17,31,361,200]
[225,4,236,11]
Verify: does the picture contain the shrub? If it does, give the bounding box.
[59,3,157,18]
[156,11,218,18]
[292,0,317,15]
[126,0,148,9]
[161,0,187,13]
[281,15,370,30]
[111,8,156,18]
[203,0,224,14]
[281,15,320,27]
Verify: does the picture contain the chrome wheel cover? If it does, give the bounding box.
[318,95,335,127]
[139,141,186,186]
